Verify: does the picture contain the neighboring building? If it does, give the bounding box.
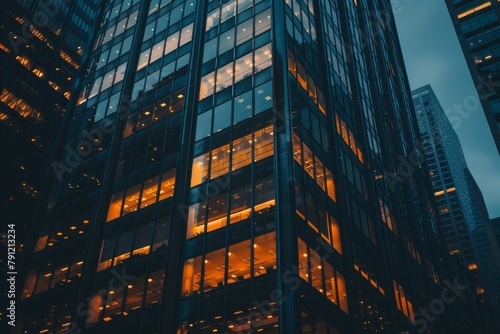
[412,84,500,322]
[444,0,500,155]
[0,0,102,248]
[17,1,487,333]
[492,217,500,248]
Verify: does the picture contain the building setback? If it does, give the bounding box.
[445,0,500,155]
[412,84,500,326]
[17,1,489,333]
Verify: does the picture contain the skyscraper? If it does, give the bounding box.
[0,0,102,248]
[445,0,500,155]
[18,1,486,333]
[492,217,500,248]
[412,84,500,323]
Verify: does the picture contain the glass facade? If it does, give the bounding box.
[0,0,102,254]
[17,1,488,333]
[445,0,500,154]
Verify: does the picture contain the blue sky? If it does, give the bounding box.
[393,0,500,218]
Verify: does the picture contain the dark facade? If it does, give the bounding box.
[492,217,500,248]
[412,84,500,324]
[0,0,101,249]
[17,1,488,333]
[445,0,500,155]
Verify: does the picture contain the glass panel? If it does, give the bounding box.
[206,8,220,31]
[137,49,150,70]
[298,238,309,281]
[179,23,194,46]
[124,276,145,314]
[216,62,234,92]
[231,133,252,171]
[328,216,341,254]
[221,0,236,23]
[159,168,176,201]
[203,38,218,63]
[314,156,325,191]
[254,81,272,114]
[255,9,271,36]
[236,18,253,45]
[146,270,165,307]
[302,142,314,178]
[253,232,276,277]
[187,202,206,238]
[107,191,124,221]
[213,100,232,133]
[164,30,180,55]
[195,111,212,141]
[233,90,252,123]
[200,71,215,100]
[218,28,235,55]
[293,132,302,165]
[228,239,251,283]
[211,144,230,179]
[234,52,253,83]
[182,257,202,297]
[203,248,226,291]
[152,216,170,252]
[229,183,252,224]
[253,43,272,73]
[133,222,153,257]
[325,167,336,201]
[191,153,210,187]
[253,126,274,162]
[207,192,228,233]
[122,184,141,215]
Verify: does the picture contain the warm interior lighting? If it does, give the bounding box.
[457,2,491,19]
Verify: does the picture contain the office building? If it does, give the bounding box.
[413,84,500,322]
[0,0,102,247]
[445,0,500,155]
[18,1,486,333]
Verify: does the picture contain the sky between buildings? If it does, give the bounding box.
[393,0,500,218]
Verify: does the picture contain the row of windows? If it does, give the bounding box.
[203,8,271,64]
[88,61,127,101]
[288,49,327,115]
[196,79,273,140]
[187,175,275,239]
[137,23,194,71]
[107,168,176,221]
[392,280,415,323]
[0,88,42,121]
[191,125,274,187]
[199,43,272,100]
[21,259,84,299]
[87,269,165,324]
[182,231,276,297]
[295,180,341,254]
[286,0,317,41]
[205,0,260,32]
[98,216,171,271]
[298,238,348,313]
[124,87,186,138]
[100,10,138,46]
[335,113,364,163]
[292,132,336,202]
